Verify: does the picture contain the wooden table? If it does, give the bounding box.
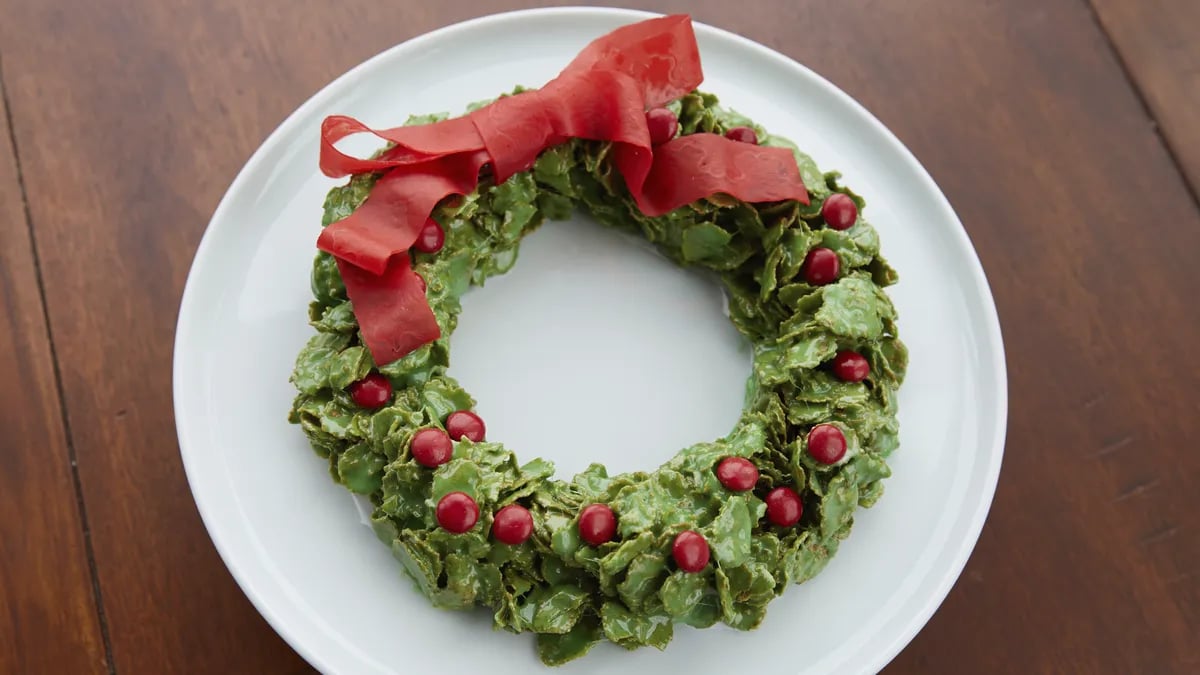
[2,1,1197,672]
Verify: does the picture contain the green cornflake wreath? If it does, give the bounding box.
[289,90,907,665]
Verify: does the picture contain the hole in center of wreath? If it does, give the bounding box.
[449,213,753,480]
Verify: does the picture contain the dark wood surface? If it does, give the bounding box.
[0,1,1196,673]
[1092,0,1200,197]
[0,65,109,675]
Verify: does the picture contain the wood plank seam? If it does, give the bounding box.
[0,54,118,675]
[1080,0,1200,212]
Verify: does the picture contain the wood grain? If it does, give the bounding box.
[0,5,313,673]
[0,0,1196,672]
[0,73,108,673]
[1090,0,1200,198]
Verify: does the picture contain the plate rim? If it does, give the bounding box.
[174,6,1008,674]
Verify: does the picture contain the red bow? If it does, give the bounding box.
[317,15,809,366]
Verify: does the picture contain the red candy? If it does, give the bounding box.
[765,487,804,527]
[724,126,758,144]
[436,492,479,533]
[413,218,445,253]
[578,504,617,546]
[803,247,840,285]
[645,107,678,146]
[446,410,486,442]
[821,193,859,231]
[672,531,710,572]
[715,457,759,491]
[807,424,847,465]
[491,504,534,545]
[347,373,392,409]
[410,428,454,467]
[831,351,870,383]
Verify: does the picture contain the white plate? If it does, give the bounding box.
[174,7,1006,675]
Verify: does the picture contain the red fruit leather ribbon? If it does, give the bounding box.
[318,15,809,366]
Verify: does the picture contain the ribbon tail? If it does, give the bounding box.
[337,255,441,364]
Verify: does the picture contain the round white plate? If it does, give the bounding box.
[174,7,1006,675]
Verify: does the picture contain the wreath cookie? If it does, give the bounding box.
[289,15,907,666]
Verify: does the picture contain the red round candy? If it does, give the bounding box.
[491,504,534,545]
[414,218,445,253]
[831,351,870,383]
[347,373,392,409]
[715,457,759,491]
[765,487,804,527]
[803,247,840,285]
[446,410,486,442]
[645,108,678,146]
[807,424,847,465]
[410,428,453,467]
[725,126,758,144]
[436,492,479,533]
[672,531,710,573]
[578,504,617,546]
[821,193,859,231]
